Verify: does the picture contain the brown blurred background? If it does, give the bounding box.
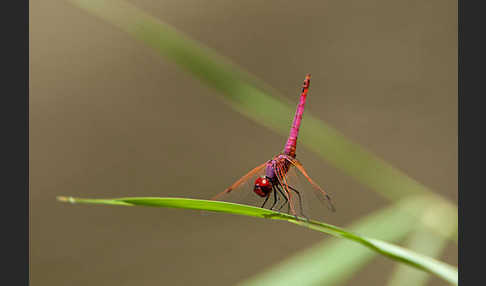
[30,0,457,285]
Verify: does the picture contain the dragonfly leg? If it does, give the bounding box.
[274,184,293,217]
[274,184,289,212]
[269,186,279,210]
[275,184,294,219]
[260,194,270,209]
[287,185,309,221]
[273,185,287,212]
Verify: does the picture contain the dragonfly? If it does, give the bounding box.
[212,74,335,219]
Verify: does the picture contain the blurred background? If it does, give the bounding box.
[30,0,457,285]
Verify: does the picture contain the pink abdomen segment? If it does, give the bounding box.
[284,74,311,158]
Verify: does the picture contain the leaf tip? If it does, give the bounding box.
[57,196,75,203]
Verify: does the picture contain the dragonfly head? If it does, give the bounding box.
[253,176,273,197]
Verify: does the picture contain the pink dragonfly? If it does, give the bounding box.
[212,74,335,219]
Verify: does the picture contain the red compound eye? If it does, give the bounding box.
[253,177,273,197]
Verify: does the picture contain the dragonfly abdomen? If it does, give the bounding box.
[284,74,311,158]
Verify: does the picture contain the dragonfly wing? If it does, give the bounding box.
[283,155,336,212]
[212,162,268,200]
[274,160,298,216]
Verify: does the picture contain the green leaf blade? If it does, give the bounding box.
[240,196,431,286]
[57,196,457,285]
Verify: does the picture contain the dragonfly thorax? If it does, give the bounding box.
[253,176,273,197]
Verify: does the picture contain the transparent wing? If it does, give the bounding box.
[211,162,268,204]
[274,160,299,216]
[283,155,336,212]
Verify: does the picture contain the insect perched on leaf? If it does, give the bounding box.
[212,74,335,219]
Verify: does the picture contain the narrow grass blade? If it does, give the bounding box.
[57,196,458,285]
[386,207,457,286]
[386,232,449,286]
[239,196,431,286]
